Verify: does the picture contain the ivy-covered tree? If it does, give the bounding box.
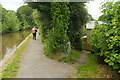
[44,2,70,56]
[68,2,89,50]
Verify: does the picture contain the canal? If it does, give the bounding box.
[0,30,31,60]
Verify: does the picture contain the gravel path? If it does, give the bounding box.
[17,34,76,78]
[78,50,89,65]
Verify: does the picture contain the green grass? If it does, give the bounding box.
[58,49,81,64]
[1,34,32,78]
[76,53,97,78]
[70,50,81,61]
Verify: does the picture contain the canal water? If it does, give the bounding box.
[0,30,31,60]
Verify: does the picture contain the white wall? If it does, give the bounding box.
[86,21,95,29]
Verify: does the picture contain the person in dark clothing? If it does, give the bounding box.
[32,27,37,40]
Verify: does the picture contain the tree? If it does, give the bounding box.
[31,9,40,27]
[0,5,3,34]
[28,2,51,39]
[28,2,89,56]
[98,2,118,23]
[4,10,20,32]
[90,1,120,73]
[67,2,89,50]
[1,6,9,33]
[17,5,34,30]
[1,6,20,33]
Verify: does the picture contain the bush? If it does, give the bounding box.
[44,2,70,56]
[90,1,120,73]
[2,10,20,33]
[67,2,88,50]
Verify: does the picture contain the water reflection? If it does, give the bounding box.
[0,30,31,60]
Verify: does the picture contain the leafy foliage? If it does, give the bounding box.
[0,5,2,34]
[28,2,89,56]
[28,2,51,39]
[31,9,40,28]
[68,2,89,50]
[1,9,20,33]
[0,4,35,34]
[44,2,70,56]
[17,5,34,30]
[90,1,120,73]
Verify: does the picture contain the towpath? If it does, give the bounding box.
[17,34,76,78]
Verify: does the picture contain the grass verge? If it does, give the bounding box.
[1,34,32,78]
[51,49,81,64]
[76,53,97,78]
[58,50,81,64]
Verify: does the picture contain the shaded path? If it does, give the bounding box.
[17,34,76,78]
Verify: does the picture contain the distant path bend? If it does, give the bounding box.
[17,33,76,78]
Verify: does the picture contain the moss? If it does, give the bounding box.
[1,34,32,78]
